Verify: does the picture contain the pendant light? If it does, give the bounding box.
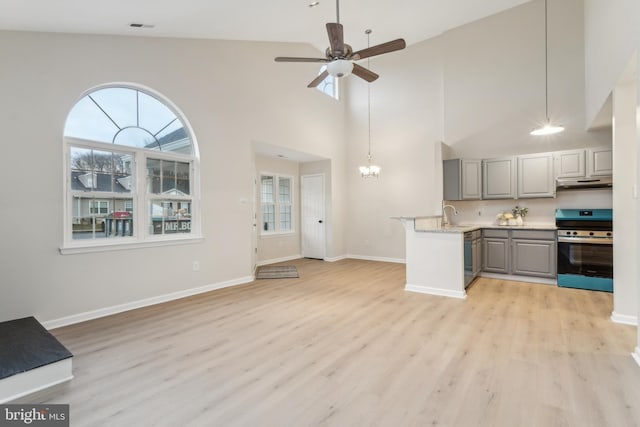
[359,29,381,178]
[531,0,564,136]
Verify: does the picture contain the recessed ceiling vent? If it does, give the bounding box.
[129,23,155,29]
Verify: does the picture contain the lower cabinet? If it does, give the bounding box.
[482,229,556,279]
[482,229,509,274]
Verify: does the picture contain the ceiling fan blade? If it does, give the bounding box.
[351,38,406,60]
[352,64,379,83]
[275,57,330,63]
[307,70,330,88]
[326,23,345,56]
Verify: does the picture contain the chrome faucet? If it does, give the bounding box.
[441,200,459,226]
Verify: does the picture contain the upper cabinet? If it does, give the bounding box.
[554,149,586,178]
[587,147,613,177]
[554,147,612,179]
[517,153,555,198]
[482,157,516,199]
[443,146,611,201]
[443,159,482,200]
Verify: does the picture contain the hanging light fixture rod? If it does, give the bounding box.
[531,0,564,136]
[359,28,381,178]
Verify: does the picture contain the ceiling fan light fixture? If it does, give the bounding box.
[326,59,353,78]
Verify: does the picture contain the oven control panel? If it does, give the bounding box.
[558,229,612,238]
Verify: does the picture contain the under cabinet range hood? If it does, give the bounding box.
[556,176,613,190]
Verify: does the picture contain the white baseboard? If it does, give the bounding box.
[42,276,254,330]
[610,312,639,326]
[0,359,73,404]
[324,255,348,262]
[633,347,640,368]
[405,283,467,299]
[347,254,406,264]
[479,272,557,286]
[256,255,302,267]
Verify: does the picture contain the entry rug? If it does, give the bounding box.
[256,265,299,279]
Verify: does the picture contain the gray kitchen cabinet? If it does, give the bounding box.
[511,238,556,278]
[482,229,556,279]
[554,149,586,178]
[482,157,516,199]
[587,147,613,177]
[443,159,482,200]
[482,229,509,274]
[517,152,555,198]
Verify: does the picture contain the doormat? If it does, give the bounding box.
[256,265,299,279]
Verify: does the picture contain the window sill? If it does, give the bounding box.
[260,232,296,239]
[59,235,205,255]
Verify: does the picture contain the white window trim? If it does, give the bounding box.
[60,83,202,254]
[259,172,295,237]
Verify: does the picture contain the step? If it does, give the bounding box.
[0,317,73,403]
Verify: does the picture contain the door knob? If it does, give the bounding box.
[318,220,323,223]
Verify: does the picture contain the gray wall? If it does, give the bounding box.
[344,0,611,262]
[0,31,346,324]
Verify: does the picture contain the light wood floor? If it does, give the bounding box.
[19,259,640,426]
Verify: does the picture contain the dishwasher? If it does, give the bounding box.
[463,230,481,288]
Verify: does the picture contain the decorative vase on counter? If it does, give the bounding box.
[516,215,524,226]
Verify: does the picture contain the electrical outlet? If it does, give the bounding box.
[192,261,200,272]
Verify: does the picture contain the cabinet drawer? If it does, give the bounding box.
[483,229,509,238]
[511,230,556,240]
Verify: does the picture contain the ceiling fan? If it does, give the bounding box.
[274,0,406,88]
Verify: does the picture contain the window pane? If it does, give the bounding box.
[64,87,193,155]
[64,96,119,144]
[72,196,133,240]
[89,87,138,129]
[261,176,274,203]
[176,161,190,195]
[162,161,176,194]
[149,199,192,235]
[113,127,156,149]
[70,148,132,194]
[279,177,291,203]
[280,205,292,231]
[146,159,162,194]
[262,204,275,232]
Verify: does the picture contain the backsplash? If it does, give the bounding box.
[447,188,612,225]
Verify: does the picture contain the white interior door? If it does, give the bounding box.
[301,174,325,259]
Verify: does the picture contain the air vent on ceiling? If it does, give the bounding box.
[129,23,155,29]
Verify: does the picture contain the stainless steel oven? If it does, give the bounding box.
[555,209,613,292]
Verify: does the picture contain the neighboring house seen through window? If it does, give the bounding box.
[63,85,200,251]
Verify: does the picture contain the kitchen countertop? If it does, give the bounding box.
[416,224,557,233]
[391,216,556,233]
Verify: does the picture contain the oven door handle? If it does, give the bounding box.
[557,236,613,244]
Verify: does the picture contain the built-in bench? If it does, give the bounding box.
[0,317,73,403]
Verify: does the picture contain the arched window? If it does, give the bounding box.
[62,84,200,252]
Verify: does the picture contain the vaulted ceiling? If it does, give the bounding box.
[0,0,532,51]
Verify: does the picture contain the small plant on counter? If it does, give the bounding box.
[512,206,528,218]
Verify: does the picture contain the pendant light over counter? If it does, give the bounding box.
[359,29,381,178]
[530,0,564,136]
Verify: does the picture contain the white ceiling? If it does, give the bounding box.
[0,0,532,52]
